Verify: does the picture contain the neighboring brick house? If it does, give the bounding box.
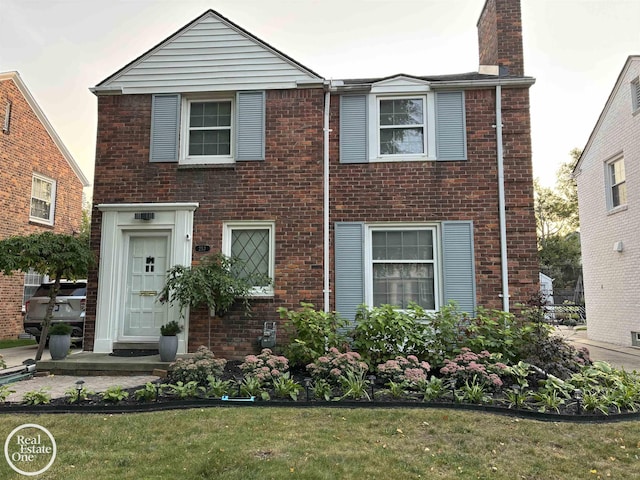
[0,71,90,338]
[87,0,538,358]
[574,56,640,347]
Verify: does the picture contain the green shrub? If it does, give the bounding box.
[352,304,431,366]
[279,303,349,368]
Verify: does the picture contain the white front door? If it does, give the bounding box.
[121,233,170,340]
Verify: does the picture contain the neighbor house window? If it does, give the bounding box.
[223,222,274,295]
[181,97,233,164]
[378,97,426,156]
[607,157,627,209]
[368,227,437,310]
[23,268,44,311]
[30,174,56,225]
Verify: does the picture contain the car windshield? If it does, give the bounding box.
[33,283,87,297]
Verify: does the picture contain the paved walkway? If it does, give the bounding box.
[0,345,158,403]
[2,327,640,403]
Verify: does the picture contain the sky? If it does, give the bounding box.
[1,0,639,194]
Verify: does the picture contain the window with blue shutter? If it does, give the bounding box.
[339,90,466,163]
[339,95,368,164]
[334,222,365,323]
[150,94,181,162]
[436,91,467,161]
[236,91,265,161]
[442,221,476,314]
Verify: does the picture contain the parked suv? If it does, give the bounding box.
[24,280,86,344]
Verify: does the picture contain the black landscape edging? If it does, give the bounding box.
[1,398,639,423]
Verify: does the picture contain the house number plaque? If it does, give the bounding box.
[195,245,211,253]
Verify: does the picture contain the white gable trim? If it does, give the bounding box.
[576,56,640,172]
[0,71,90,186]
[93,10,322,95]
[370,75,432,94]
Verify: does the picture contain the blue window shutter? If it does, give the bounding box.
[150,94,180,162]
[340,95,368,164]
[335,222,365,323]
[442,221,476,313]
[236,91,265,161]
[436,91,467,161]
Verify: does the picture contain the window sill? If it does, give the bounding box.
[370,155,435,163]
[607,204,628,216]
[177,163,236,170]
[28,219,54,228]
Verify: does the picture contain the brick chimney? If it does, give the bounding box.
[477,0,524,76]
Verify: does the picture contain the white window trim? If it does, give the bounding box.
[222,221,275,297]
[605,155,627,212]
[180,95,234,165]
[30,173,56,226]
[364,224,441,312]
[368,94,436,162]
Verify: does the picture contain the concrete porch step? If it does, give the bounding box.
[112,341,159,357]
[36,351,174,376]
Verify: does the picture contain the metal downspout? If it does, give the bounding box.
[323,88,331,312]
[495,85,510,312]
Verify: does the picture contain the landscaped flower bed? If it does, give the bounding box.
[1,303,639,420]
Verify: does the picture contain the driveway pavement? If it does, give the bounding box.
[1,327,639,403]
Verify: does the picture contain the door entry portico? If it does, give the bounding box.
[121,233,170,340]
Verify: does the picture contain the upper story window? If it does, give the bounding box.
[340,86,465,164]
[607,156,627,210]
[30,174,56,225]
[2,101,11,134]
[181,97,234,164]
[378,97,426,156]
[223,221,274,296]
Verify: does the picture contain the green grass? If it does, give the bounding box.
[0,408,638,479]
[0,339,36,349]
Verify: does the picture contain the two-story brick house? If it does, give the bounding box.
[0,71,90,338]
[87,0,538,358]
[574,56,640,347]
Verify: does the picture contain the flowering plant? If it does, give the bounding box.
[306,348,369,386]
[377,355,431,386]
[439,348,507,390]
[169,346,227,386]
[240,349,289,386]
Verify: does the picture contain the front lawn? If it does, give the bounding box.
[0,408,638,479]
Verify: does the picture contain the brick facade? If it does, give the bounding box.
[87,89,326,356]
[87,0,537,358]
[0,75,85,338]
[575,57,640,346]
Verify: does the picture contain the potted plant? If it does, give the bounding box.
[159,320,183,362]
[48,322,73,360]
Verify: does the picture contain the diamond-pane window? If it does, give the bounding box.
[231,229,270,280]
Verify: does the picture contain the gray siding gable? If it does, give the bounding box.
[95,10,322,94]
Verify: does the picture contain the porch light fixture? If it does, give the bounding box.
[134,212,155,221]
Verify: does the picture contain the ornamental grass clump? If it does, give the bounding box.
[169,346,227,386]
[377,355,431,387]
[306,348,369,387]
[440,348,507,390]
[240,348,289,387]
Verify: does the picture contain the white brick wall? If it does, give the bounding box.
[576,57,640,346]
